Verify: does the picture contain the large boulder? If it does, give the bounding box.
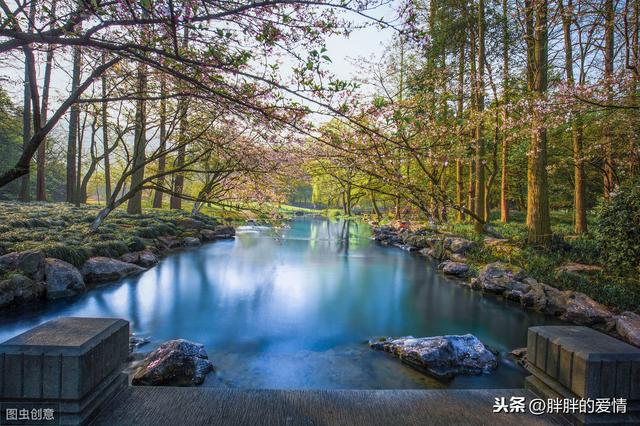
[369,334,497,380]
[175,217,205,230]
[555,262,603,280]
[560,293,612,326]
[44,258,85,299]
[120,250,159,268]
[182,237,201,247]
[0,273,45,308]
[446,237,476,254]
[199,226,235,242]
[472,262,526,294]
[132,339,213,386]
[616,312,640,347]
[0,250,45,281]
[156,236,182,251]
[438,260,470,278]
[81,257,145,284]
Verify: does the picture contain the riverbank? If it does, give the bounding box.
[0,202,235,310]
[371,222,640,348]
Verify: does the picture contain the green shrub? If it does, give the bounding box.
[89,241,129,258]
[41,243,92,266]
[593,181,640,275]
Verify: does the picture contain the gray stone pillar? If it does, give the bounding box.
[526,325,640,424]
[0,317,129,425]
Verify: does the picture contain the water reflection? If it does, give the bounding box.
[0,217,561,389]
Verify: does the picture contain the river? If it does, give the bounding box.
[0,217,560,389]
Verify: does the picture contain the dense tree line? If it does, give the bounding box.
[309,0,639,244]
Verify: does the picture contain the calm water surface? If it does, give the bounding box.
[0,217,560,389]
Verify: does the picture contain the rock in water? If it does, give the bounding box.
[0,274,45,308]
[44,258,85,299]
[369,334,497,380]
[182,237,201,247]
[438,260,470,278]
[81,257,145,284]
[132,339,213,386]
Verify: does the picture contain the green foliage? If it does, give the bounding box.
[593,181,640,275]
[40,243,92,267]
[89,241,129,258]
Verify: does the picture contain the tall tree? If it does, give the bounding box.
[474,0,486,233]
[526,0,552,244]
[66,45,81,204]
[152,73,168,208]
[559,0,587,234]
[126,61,147,214]
[19,0,37,202]
[603,0,617,198]
[101,51,111,202]
[500,0,510,223]
[170,27,190,210]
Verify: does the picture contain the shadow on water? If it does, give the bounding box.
[0,217,562,389]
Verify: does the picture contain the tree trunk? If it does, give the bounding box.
[474,0,486,233]
[101,51,112,202]
[36,1,57,201]
[602,0,616,198]
[500,0,510,223]
[560,0,587,234]
[170,27,190,210]
[456,40,466,222]
[126,61,147,214]
[19,0,37,202]
[20,50,32,202]
[152,74,168,208]
[526,0,552,245]
[66,45,82,204]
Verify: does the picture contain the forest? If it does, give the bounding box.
[0,0,638,259]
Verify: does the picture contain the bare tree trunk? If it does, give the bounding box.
[19,0,37,202]
[560,0,587,234]
[36,1,57,201]
[526,0,552,244]
[456,40,466,222]
[603,0,617,198]
[500,0,510,223]
[20,52,32,202]
[474,0,486,233]
[101,51,112,202]
[126,62,147,214]
[170,27,190,210]
[66,45,82,204]
[152,74,168,208]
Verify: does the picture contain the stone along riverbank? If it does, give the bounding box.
[0,210,234,310]
[372,224,640,349]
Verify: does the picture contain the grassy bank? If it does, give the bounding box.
[389,210,639,313]
[0,202,224,267]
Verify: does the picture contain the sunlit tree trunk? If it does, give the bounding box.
[560,0,587,234]
[526,0,552,244]
[456,40,466,222]
[474,0,486,233]
[500,0,510,223]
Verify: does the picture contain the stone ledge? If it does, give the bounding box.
[0,317,129,425]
